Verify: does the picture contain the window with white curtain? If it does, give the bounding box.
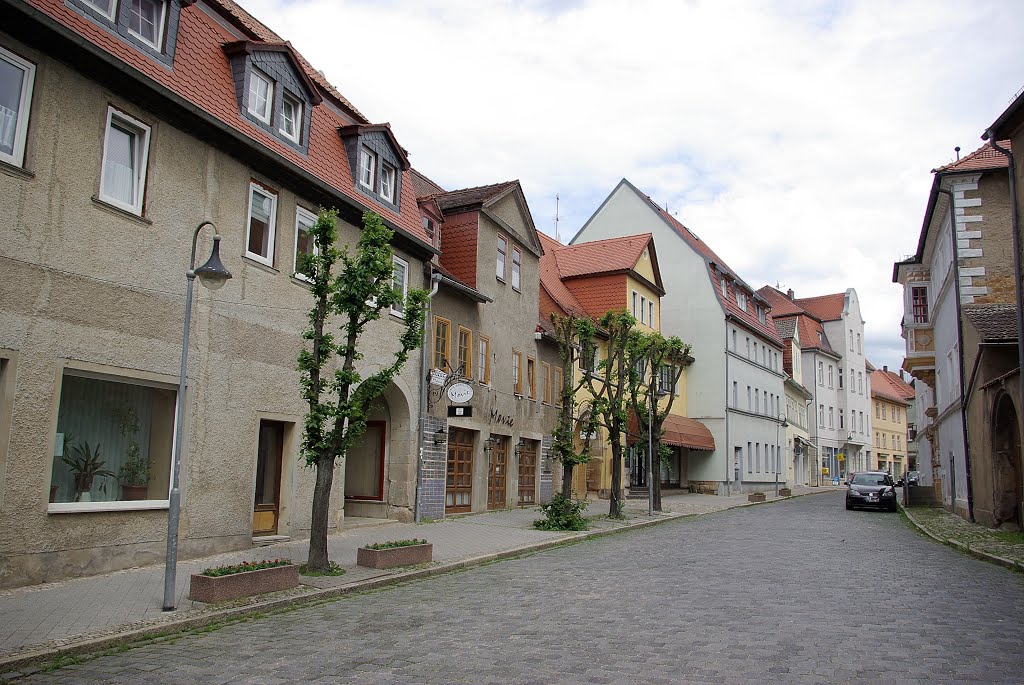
[0,46,35,168]
[293,206,317,280]
[99,107,150,215]
[246,182,277,265]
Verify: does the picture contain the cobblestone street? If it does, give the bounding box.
[20,492,1024,684]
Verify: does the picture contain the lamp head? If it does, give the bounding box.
[195,235,232,290]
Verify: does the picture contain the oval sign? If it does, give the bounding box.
[447,382,474,404]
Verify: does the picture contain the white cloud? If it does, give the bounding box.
[246,0,1024,368]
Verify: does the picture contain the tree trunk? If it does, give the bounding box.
[306,456,336,571]
[561,462,574,499]
[608,430,622,517]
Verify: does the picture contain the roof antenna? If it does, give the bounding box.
[955,146,960,161]
[554,193,560,242]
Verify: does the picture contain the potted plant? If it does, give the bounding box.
[188,558,299,603]
[778,487,793,497]
[747,491,767,503]
[61,441,114,502]
[115,407,149,500]
[357,538,432,569]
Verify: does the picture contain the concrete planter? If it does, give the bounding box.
[778,488,792,497]
[189,564,299,603]
[747,493,766,503]
[357,543,433,569]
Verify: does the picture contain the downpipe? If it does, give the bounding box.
[413,269,442,524]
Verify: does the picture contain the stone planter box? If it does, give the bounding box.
[189,563,299,603]
[747,493,766,503]
[357,543,433,569]
[778,488,792,497]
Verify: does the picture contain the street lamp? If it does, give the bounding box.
[163,221,232,611]
[647,387,670,517]
[774,412,788,496]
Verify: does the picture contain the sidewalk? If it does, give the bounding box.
[0,485,836,675]
[901,503,1024,572]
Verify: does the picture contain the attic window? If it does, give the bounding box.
[735,291,747,311]
[126,0,167,51]
[70,0,183,65]
[720,278,727,298]
[756,304,766,324]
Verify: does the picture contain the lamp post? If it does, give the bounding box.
[774,412,788,496]
[163,221,232,611]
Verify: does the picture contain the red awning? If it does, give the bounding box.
[627,414,716,451]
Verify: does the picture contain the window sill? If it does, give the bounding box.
[48,500,170,514]
[0,159,33,180]
[290,274,313,288]
[242,255,280,274]
[91,196,152,226]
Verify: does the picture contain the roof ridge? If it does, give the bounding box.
[432,180,519,197]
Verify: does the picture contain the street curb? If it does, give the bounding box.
[0,489,831,676]
[899,505,1024,574]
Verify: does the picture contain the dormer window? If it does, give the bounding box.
[70,0,182,65]
[755,304,766,324]
[736,291,747,311]
[379,162,396,203]
[247,69,273,124]
[127,0,167,50]
[279,93,302,143]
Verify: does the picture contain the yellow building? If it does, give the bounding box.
[869,367,913,478]
[537,232,713,498]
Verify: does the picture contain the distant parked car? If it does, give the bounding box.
[845,471,898,512]
[906,470,921,486]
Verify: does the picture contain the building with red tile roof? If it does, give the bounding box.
[572,179,788,495]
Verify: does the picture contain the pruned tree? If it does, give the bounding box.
[298,209,427,571]
[550,313,599,499]
[581,309,637,517]
[627,330,694,511]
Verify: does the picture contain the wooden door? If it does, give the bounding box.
[518,441,537,505]
[488,436,507,510]
[253,420,283,536]
[446,429,473,513]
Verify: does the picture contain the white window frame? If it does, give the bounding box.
[390,256,408,317]
[82,0,116,20]
[98,106,151,215]
[640,296,647,324]
[359,146,376,190]
[496,234,507,281]
[247,69,273,125]
[0,46,35,168]
[292,206,318,281]
[511,246,522,291]
[632,290,638,318]
[379,161,396,203]
[649,301,655,328]
[126,0,168,51]
[279,92,302,143]
[245,182,277,266]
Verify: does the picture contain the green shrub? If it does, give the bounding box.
[200,558,292,577]
[364,538,428,550]
[533,494,588,531]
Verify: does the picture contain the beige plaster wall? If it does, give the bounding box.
[0,37,425,588]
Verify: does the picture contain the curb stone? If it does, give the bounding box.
[0,488,833,677]
[899,504,1024,573]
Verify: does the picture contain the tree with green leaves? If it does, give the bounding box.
[298,209,428,571]
[626,330,694,511]
[550,313,599,500]
[581,309,637,517]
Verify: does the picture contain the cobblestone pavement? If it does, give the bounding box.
[903,504,1024,567]
[16,491,1024,684]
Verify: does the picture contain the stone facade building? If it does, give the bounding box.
[0,0,435,587]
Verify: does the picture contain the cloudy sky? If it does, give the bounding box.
[246,0,1024,370]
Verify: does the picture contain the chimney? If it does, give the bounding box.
[787,289,794,301]
[883,365,888,372]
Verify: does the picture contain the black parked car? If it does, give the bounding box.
[845,471,898,512]
[906,470,921,486]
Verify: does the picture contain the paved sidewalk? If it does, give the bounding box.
[902,503,1024,571]
[0,485,836,674]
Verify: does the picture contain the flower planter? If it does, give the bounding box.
[357,543,433,569]
[778,488,792,497]
[121,485,148,501]
[747,493,766,503]
[188,563,299,603]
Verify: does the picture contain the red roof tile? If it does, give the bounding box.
[794,293,846,322]
[796,315,837,356]
[538,233,588,318]
[757,286,805,317]
[431,182,519,213]
[552,234,659,286]
[25,0,430,246]
[870,369,912,405]
[933,141,1012,174]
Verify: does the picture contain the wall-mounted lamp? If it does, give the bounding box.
[514,439,528,458]
[483,437,499,453]
[432,428,446,446]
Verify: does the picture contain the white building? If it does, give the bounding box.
[572,179,786,494]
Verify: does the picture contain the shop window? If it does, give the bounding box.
[50,371,175,506]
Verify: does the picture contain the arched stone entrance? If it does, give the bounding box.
[992,392,1023,530]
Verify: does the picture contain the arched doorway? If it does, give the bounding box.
[992,392,1023,529]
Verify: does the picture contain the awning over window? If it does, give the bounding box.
[626,413,716,451]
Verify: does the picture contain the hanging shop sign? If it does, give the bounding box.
[447,382,474,404]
